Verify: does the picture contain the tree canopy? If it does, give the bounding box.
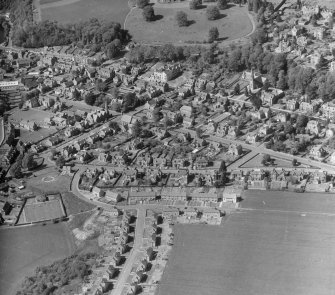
[189,0,202,9]
[175,11,188,27]
[206,6,220,20]
[143,5,155,22]
[208,27,219,43]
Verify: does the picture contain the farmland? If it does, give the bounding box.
[126,4,253,44]
[40,0,130,25]
[158,191,335,295]
[0,224,75,295]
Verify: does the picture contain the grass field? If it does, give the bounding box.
[41,0,130,25]
[62,192,96,215]
[0,224,75,295]
[26,168,70,194]
[126,4,253,44]
[158,191,335,295]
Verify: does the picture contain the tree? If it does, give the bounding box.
[329,16,334,29]
[189,0,202,9]
[250,94,262,110]
[55,156,66,168]
[206,6,220,20]
[316,55,326,70]
[109,121,121,133]
[132,120,142,137]
[234,83,240,95]
[143,5,155,21]
[208,26,219,43]
[196,127,202,138]
[122,92,136,112]
[22,153,37,170]
[84,92,95,106]
[9,162,22,178]
[253,0,260,13]
[276,70,287,90]
[105,39,122,59]
[263,154,271,163]
[175,11,188,27]
[153,108,161,122]
[95,79,108,92]
[136,0,149,8]
[296,114,308,128]
[217,0,227,10]
[251,28,267,44]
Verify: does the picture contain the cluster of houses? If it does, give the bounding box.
[231,167,329,190]
[78,211,134,295]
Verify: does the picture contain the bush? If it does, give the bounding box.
[206,6,220,20]
[136,0,149,8]
[175,11,188,27]
[217,0,227,9]
[189,0,202,9]
[208,26,219,43]
[143,5,155,21]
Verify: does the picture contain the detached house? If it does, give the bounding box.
[306,120,321,135]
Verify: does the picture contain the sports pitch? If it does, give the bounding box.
[22,199,66,223]
[158,191,335,295]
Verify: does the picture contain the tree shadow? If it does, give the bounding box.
[187,19,196,26]
[225,3,236,9]
[217,36,228,41]
[198,4,208,9]
[217,13,227,20]
[154,14,164,21]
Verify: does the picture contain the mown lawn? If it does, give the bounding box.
[41,0,130,25]
[126,3,253,44]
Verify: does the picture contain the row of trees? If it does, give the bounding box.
[9,152,38,178]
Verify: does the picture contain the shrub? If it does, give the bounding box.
[175,11,188,27]
[206,6,220,20]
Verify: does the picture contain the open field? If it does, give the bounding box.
[41,0,130,25]
[126,4,253,44]
[9,108,52,124]
[62,192,96,215]
[26,168,71,194]
[19,127,57,143]
[241,190,335,214]
[0,224,75,295]
[158,191,335,295]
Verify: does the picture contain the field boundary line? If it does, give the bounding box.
[238,207,335,217]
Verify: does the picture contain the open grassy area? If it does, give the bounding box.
[126,4,253,44]
[62,192,96,216]
[0,223,75,295]
[158,191,335,295]
[41,0,130,25]
[241,190,335,214]
[26,168,71,194]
